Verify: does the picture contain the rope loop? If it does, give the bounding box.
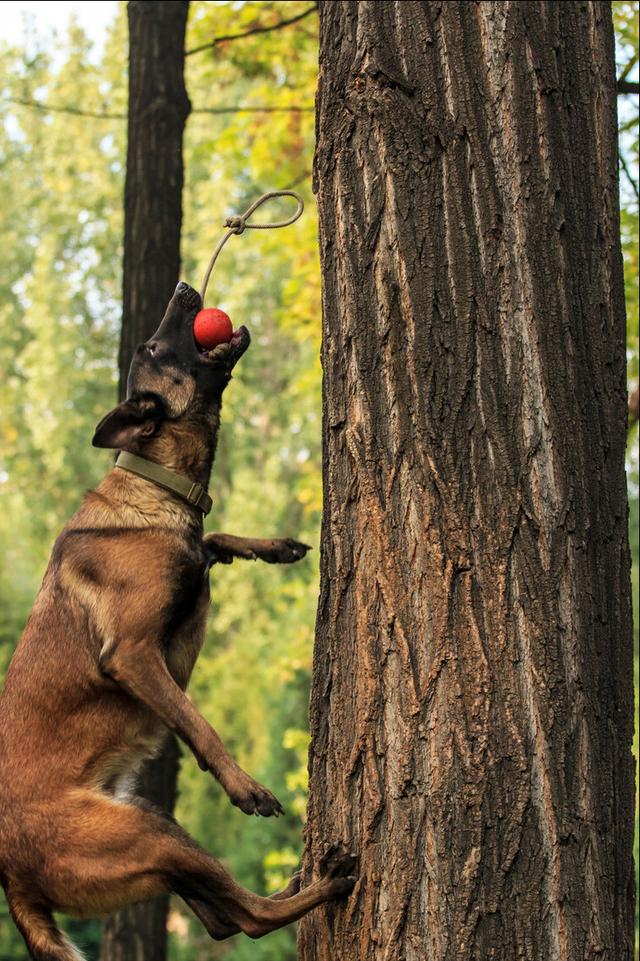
[200,190,304,302]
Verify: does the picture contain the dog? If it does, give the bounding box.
[0,282,356,961]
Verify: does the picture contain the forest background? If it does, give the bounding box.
[0,2,637,959]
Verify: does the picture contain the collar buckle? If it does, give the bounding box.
[186,482,213,515]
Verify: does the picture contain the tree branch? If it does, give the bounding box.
[185,4,318,57]
[629,384,639,430]
[2,95,125,119]
[282,170,312,190]
[618,54,638,85]
[619,115,639,135]
[192,105,313,115]
[617,80,639,95]
[2,96,313,120]
[619,150,639,202]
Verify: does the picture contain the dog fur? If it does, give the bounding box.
[0,283,356,960]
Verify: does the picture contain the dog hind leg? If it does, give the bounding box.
[37,791,354,943]
[182,869,303,941]
[5,888,86,961]
[182,896,239,941]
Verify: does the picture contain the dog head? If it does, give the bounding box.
[92,281,250,452]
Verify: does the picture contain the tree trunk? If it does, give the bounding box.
[101,3,190,960]
[299,3,634,961]
[117,0,191,398]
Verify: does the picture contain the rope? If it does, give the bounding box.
[199,190,305,303]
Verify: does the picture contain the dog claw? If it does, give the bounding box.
[266,539,311,564]
[320,843,359,881]
[334,875,357,897]
[229,780,284,818]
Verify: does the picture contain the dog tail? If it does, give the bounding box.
[5,888,86,961]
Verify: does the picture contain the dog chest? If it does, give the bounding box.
[162,550,210,688]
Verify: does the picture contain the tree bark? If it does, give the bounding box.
[101,3,190,960]
[299,3,634,961]
[117,0,191,398]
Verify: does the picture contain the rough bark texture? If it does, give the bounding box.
[299,3,634,961]
[101,3,190,960]
[117,0,191,398]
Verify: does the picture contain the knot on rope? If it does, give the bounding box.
[224,215,246,235]
[200,190,305,302]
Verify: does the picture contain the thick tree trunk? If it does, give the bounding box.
[299,3,634,961]
[101,3,190,960]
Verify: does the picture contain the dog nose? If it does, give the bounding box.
[173,281,202,313]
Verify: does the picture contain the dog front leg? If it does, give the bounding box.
[204,532,311,565]
[99,639,283,817]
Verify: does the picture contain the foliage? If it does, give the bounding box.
[614,2,639,441]
[0,3,637,960]
[0,8,127,958]
[0,3,319,959]
[172,7,320,958]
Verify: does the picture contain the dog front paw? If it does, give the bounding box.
[225,772,284,818]
[260,538,312,564]
[320,843,358,881]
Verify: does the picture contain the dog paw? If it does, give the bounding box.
[319,843,358,881]
[227,775,284,818]
[262,538,312,564]
[282,538,312,562]
[330,874,357,897]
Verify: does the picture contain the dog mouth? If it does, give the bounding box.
[173,283,251,366]
[153,281,251,370]
[194,324,251,367]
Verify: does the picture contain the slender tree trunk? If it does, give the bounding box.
[116,0,191,397]
[299,3,634,961]
[100,3,190,960]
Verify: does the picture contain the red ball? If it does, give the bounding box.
[193,308,233,350]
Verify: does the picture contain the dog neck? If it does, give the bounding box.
[114,452,212,516]
[88,405,221,530]
[135,404,221,491]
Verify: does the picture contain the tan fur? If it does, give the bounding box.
[0,333,354,959]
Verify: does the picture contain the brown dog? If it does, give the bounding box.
[0,282,356,961]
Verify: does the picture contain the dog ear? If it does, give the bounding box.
[92,394,165,450]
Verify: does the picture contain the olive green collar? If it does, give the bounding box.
[115,451,212,516]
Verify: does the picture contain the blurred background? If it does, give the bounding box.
[0,3,637,959]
